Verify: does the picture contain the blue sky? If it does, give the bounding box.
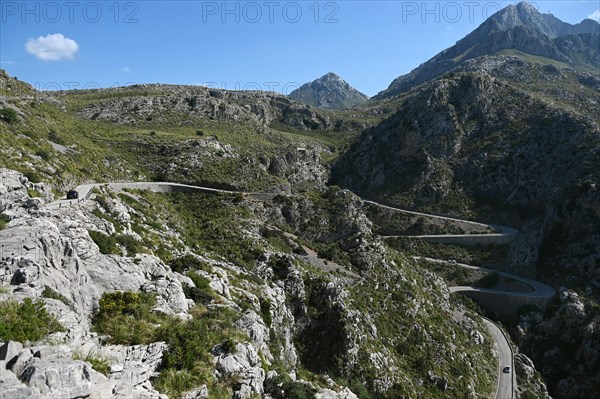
[1,1,599,96]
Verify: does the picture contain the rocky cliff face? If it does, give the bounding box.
[332,55,600,398]
[334,64,600,211]
[516,288,600,399]
[69,84,334,131]
[375,2,600,98]
[0,168,499,398]
[288,73,369,110]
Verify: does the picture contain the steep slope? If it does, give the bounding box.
[0,171,500,399]
[334,66,599,210]
[375,1,600,98]
[0,71,507,399]
[332,57,600,398]
[289,72,369,110]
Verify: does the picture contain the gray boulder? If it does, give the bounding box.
[0,341,23,363]
[19,357,112,399]
[215,342,265,399]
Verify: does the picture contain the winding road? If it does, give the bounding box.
[481,317,516,399]
[47,182,276,210]
[414,257,556,301]
[363,199,519,246]
[47,183,557,399]
[364,200,556,399]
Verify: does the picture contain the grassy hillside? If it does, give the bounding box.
[0,70,369,195]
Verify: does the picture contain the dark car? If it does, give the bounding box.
[66,190,79,200]
[503,366,511,373]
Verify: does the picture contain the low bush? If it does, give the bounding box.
[0,108,18,124]
[89,231,118,255]
[0,213,9,230]
[0,298,65,342]
[92,291,161,345]
[89,231,142,256]
[269,256,290,280]
[267,374,317,399]
[346,380,372,399]
[35,149,51,161]
[169,255,212,274]
[115,234,142,256]
[183,271,216,305]
[23,170,42,184]
[27,189,41,198]
[48,129,65,145]
[259,298,272,327]
[221,337,237,354]
[42,285,72,307]
[166,193,261,269]
[73,351,110,376]
[261,227,292,252]
[155,306,243,398]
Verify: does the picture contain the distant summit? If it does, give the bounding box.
[483,1,598,38]
[289,72,369,110]
[376,1,600,98]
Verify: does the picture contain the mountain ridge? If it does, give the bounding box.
[375,1,600,99]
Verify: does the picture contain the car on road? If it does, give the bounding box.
[503,366,511,373]
[67,190,79,200]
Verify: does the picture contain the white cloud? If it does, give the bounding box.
[25,33,79,61]
[122,66,132,73]
[589,9,600,22]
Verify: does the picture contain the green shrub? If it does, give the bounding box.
[221,337,237,354]
[183,271,216,304]
[259,298,272,327]
[155,306,243,398]
[347,380,372,399]
[0,108,18,124]
[196,130,204,136]
[0,213,9,230]
[267,375,317,399]
[166,192,261,269]
[0,298,65,342]
[23,170,42,184]
[48,129,65,145]
[92,291,161,345]
[381,383,412,399]
[169,255,212,274]
[89,231,142,257]
[269,256,290,280]
[115,234,142,256]
[73,351,110,376]
[42,285,72,307]
[27,189,41,198]
[261,227,292,252]
[35,149,51,161]
[155,369,204,399]
[520,390,541,399]
[89,231,118,255]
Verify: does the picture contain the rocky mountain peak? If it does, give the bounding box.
[289,72,369,110]
[484,1,599,39]
[321,72,344,81]
[375,2,600,99]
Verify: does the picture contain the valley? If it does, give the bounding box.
[1,2,599,399]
